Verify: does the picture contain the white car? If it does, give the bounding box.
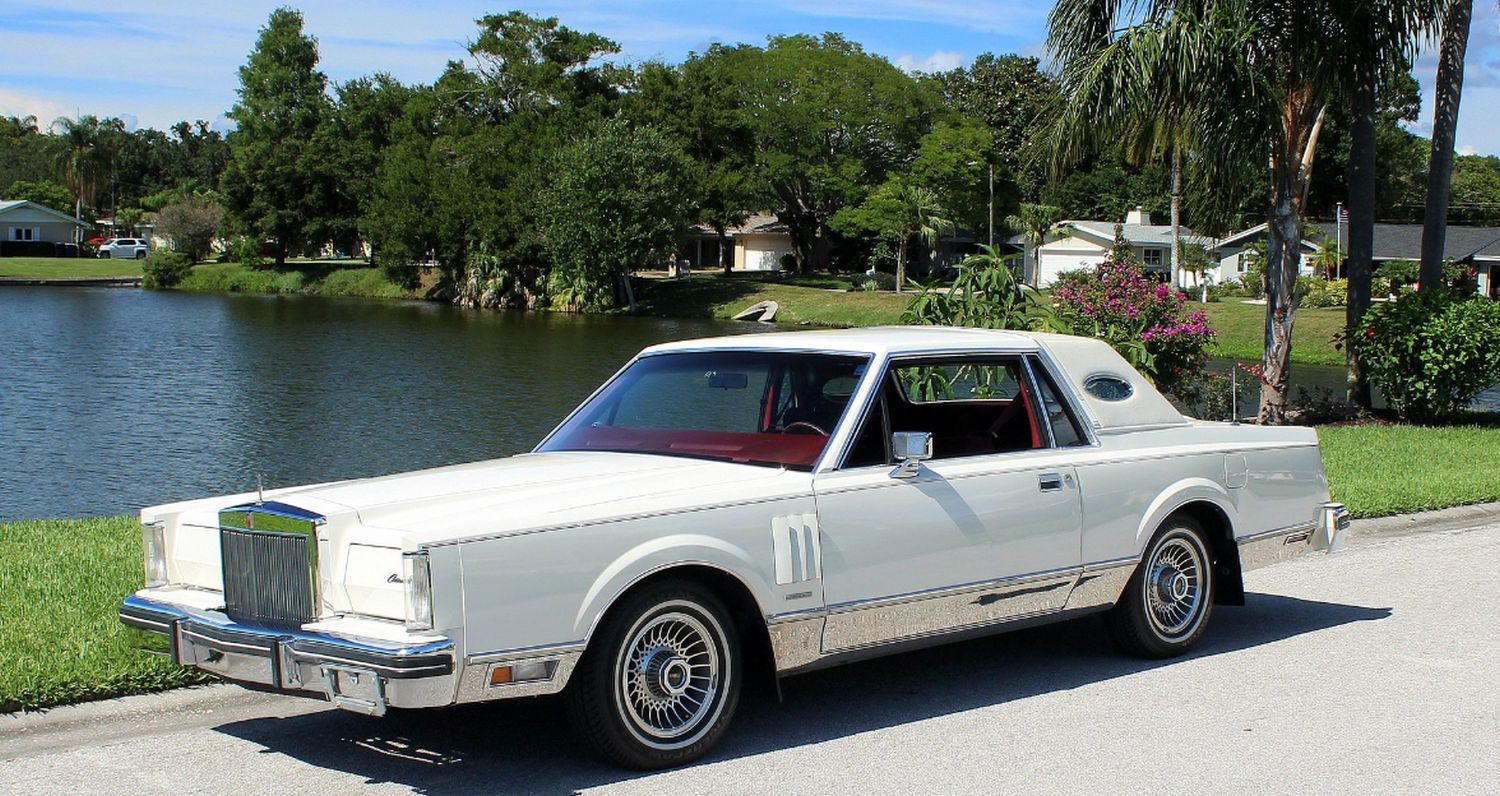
[120,327,1347,768]
[98,238,150,259]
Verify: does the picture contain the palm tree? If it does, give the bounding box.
[1004,203,1065,287]
[893,185,955,293]
[1046,0,1437,424]
[50,115,125,232]
[1420,0,1474,291]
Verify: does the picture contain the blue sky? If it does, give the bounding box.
[2,1,1499,156]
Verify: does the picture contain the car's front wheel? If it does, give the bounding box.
[565,580,740,769]
[1107,516,1215,658]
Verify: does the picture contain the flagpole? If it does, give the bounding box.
[1336,202,1344,278]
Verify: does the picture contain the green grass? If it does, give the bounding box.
[175,262,416,300]
[0,257,143,278]
[633,273,910,327]
[1201,300,1347,366]
[3,418,1496,711]
[0,516,208,713]
[1318,419,1500,518]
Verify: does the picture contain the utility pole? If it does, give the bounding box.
[987,163,995,250]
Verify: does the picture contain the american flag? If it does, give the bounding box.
[1336,205,1349,223]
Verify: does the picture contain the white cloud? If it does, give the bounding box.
[895,49,966,73]
[1459,144,1479,156]
[0,87,69,125]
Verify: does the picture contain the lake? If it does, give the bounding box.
[1,287,1493,520]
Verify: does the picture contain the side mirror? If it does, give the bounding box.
[889,431,933,478]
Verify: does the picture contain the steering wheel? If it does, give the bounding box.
[783,420,829,436]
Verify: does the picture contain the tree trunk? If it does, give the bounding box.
[895,236,907,293]
[1346,76,1377,410]
[1420,0,1473,291]
[1169,146,1183,289]
[719,230,732,275]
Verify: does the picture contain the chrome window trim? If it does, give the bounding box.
[1027,348,1102,448]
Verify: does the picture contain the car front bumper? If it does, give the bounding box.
[119,594,456,715]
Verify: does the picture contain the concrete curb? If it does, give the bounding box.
[1348,501,1500,541]
[0,277,141,287]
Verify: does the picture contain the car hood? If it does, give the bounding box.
[269,451,804,545]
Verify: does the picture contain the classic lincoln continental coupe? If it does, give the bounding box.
[121,327,1347,768]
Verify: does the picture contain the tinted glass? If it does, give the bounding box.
[1032,358,1089,447]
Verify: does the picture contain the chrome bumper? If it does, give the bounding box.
[119,594,456,715]
[1237,502,1350,572]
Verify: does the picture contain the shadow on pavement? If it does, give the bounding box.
[214,593,1389,794]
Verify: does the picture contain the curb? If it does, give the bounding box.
[1348,501,1500,541]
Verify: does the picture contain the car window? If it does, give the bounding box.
[1028,357,1089,447]
[846,357,1045,464]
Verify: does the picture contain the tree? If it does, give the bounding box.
[1047,0,1436,424]
[891,185,955,293]
[155,197,222,262]
[51,115,124,226]
[718,35,938,271]
[929,54,1059,213]
[1420,0,1474,291]
[3,179,72,213]
[537,120,693,311]
[220,7,333,265]
[315,74,412,257]
[1004,203,1065,286]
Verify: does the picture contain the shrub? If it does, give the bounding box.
[1349,290,1500,423]
[154,198,221,263]
[1052,260,1216,400]
[851,271,896,291]
[224,236,266,269]
[1299,277,1347,309]
[140,251,194,289]
[902,247,1048,330]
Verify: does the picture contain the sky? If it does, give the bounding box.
[2,1,1499,155]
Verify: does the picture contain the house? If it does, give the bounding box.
[1020,207,1212,287]
[678,214,797,272]
[1208,222,1500,298]
[0,199,89,255]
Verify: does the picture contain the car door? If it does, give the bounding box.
[813,354,1084,653]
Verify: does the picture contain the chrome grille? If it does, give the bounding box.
[219,502,321,626]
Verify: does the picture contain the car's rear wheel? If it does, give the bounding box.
[136,250,147,259]
[1107,516,1214,658]
[565,580,740,769]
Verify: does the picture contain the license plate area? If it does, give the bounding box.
[320,663,387,716]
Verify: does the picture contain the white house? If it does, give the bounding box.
[0,199,88,253]
[1022,207,1214,287]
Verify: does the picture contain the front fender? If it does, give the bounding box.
[573,533,775,644]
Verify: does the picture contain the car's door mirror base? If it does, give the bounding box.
[889,431,933,478]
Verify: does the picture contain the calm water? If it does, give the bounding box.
[0,288,745,520]
[2,288,1494,520]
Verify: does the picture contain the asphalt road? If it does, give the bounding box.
[5,507,1499,795]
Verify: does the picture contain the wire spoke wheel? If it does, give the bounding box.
[1143,533,1208,640]
[615,609,723,748]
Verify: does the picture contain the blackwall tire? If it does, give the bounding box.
[565,580,740,769]
[1107,516,1215,659]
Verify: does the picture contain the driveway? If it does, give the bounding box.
[4,507,1499,795]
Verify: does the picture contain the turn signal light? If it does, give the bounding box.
[487,660,553,688]
[489,666,513,686]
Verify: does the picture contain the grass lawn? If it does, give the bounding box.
[0,516,208,713]
[1201,300,1347,366]
[0,257,143,278]
[633,272,908,327]
[1318,419,1500,518]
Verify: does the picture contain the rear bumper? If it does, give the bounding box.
[1237,502,1350,572]
[119,594,455,715]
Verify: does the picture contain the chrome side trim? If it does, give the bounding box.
[766,613,825,672]
[1237,504,1346,572]
[1062,557,1138,612]
[821,566,1080,652]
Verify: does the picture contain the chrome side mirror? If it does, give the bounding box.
[889,431,933,479]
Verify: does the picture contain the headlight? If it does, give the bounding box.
[142,520,169,588]
[402,550,433,631]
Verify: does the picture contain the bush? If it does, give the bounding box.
[902,248,1047,330]
[1052,260,1216,400]
[140,251,193,289]
[224,236,266,269]
[154,198,221,263]
[850,271,896,291]
[1349,290,1500,423]
[1299,277,1347,308]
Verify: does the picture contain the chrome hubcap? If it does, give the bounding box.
[1145,536,1205,638]
[619,611,720,743]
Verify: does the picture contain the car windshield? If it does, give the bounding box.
[540,351,870,469]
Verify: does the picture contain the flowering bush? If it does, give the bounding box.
[1347,290,1500,423]
[1052,261,1216,400]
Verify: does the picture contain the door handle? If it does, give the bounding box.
[1038,472,1064,492]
